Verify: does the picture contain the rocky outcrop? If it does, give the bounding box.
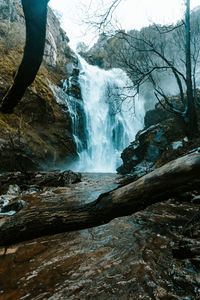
[62,61,82,100]
[79,33,117,70]
[0,169,81,195]
[0,0,80,171]
[0,0,73,70]
[117,100,200,176]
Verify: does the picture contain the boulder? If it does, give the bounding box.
[0,170,81,194]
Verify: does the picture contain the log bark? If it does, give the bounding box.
[0,152,200,246]
[0,0,49,113]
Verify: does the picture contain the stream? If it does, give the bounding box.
[0,173,200,299]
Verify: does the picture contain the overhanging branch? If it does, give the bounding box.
[0,0,49,113]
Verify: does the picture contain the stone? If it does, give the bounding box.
[144,107,171,128]
[0,200,25,214]
[0,170,81,195]
[192,195,200,204]
[145,144,160,162]
[33,170,82,187]
[7,184,21,195]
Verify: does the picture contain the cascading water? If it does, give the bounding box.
[64,56,145,172]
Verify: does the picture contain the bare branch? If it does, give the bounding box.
[152,22,184,34]
[154,90,186,117]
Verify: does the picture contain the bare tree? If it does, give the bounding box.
[83,0,122,33]
[86,0,199,138]
[0,0,49,114]
[184,0,197,136]
[105,0,200,138]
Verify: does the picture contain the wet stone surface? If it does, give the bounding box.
[0,173,200,299]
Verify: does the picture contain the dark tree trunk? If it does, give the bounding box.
[185,0,197,137]
[0,0,49,113]
[0,152,200,247]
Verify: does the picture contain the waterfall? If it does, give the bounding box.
[64,56,145,172]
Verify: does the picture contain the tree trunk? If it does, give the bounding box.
[185,0,197,137]
[0,152,200,247]
[0,0,49,113]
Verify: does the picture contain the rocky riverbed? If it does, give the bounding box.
[0,172,200,299]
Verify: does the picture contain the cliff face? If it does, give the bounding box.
[0,0,73,69]
[0,0,79,171]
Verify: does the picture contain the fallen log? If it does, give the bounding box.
[0,152,200,246]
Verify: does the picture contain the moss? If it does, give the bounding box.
[0,110,57,162]
[0,41,66,99]
[0,44,22,83]
[0,26,77,171]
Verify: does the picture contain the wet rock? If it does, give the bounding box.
[144,107,172,128]
[7,184,21,195]
[117,97,200,175]
[23,186,41,195]
[0,200,25,214]
[62,62,82,100]
[0,170,81,195]
[145,144,160,162]
[14,244,47,263]
[192,195,200,204]
[172,240,200,259]
[183,208,200,238]
[117,123,169,174]
[132,161,154,178]
[33,170,82,187]
[0,172,27,195]
[0,0,22,22]
[0,170,81,215]
[0,151,38,173]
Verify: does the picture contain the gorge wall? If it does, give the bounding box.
[0,0,79,171]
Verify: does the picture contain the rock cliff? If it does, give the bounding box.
[0,0,80,171]
[117,98,200,176]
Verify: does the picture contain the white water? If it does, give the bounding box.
[64,57,145,172]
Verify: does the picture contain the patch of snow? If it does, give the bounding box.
[0,210,16,216]
[0,195,14,207]
[172,141,183,150]
[138,124,159,137]
[189,147,200,154]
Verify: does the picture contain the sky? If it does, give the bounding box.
[49,0,200,49]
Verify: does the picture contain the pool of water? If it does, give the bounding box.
[0,173,200,299]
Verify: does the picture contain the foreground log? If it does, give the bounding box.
[0,152,200,246]
[0,0,49,113]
